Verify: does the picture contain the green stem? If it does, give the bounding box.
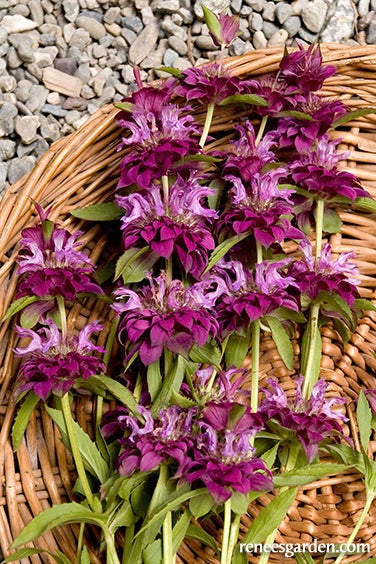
[103,525,121,564]
[221,499,232,564]
[255,116,268,146]
[163,510,175,564]
[333,494,374,564]
[315,198,324,261]
[96,316,120,431]
[251,319,261,413]
[162,174,169,206]
[122,523,134,564]
[56,294,67,338]
[301,301,321,399]
[76,523,85,564]
[60,393,94,509]
[199,102,215,147]
[227,514,241,563]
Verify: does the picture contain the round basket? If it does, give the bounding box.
[1,43,376,564]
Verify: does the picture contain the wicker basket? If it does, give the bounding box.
[1,43,376,564]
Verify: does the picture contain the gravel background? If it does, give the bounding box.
[0,0,375,194]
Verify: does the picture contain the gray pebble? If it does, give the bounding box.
[8,156,36,183]
[163,47,179,66]
[253,30,267,48]
[250,13,264,31]
[0,103,18,136]
[122,16,144,34]
[283,15,302,37]
[41,103,68,117]
[76,16,106,40]
[275,2,294,24]
[168,36,188,56]
[301,0,327,33]
[0,139,16,160]
[62,0,79,23]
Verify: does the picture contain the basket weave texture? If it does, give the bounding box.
[1,43,376,563]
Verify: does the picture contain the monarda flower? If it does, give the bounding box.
[221,121,276,182]
[275,94,347,152]
[278,41,336,95]
[111,405,197,476]
[174,62,242,106]
[188,365,249,404]
[217,169,303,248]
[288,240,360,307]
[14,320,105,399]
[115,175,217,279]
[206,8,240,48]
[17,207,103,302]
[116,104,201,190]
[214,259,300,338]
[112,272,221,365]
[184,401,272,503]
[260,377,347,462]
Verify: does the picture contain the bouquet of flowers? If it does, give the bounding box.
[3,8,376,564]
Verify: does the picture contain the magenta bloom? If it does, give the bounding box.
[174,62,242,105]
[14,320,105,399]
[208,10,240,48]
[275,94,347,152]
[288,240,360,307]
[112,272,221,365]
[218,169,303,248]
[289,135,370,202]
[116,104,201,190]
[279,42,336,95]
[190,365,249,404]
[244,74,298,117]
[214,259,300,338]
[17,208,103,302]
[260,377,347,462]
[111,405,197,476]
[185,402,272,503]
[221,121,276,182]
[115,174,217,279]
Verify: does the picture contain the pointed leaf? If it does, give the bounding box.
[202,5,221,38]
[114,101,135,113]
[147,360,162,402]
[45,406,109,483]
[189,341,222,369]
[204,232,250,273]
[266,316,294,370]
[172,509,192,554]
[230,491,250,515]
[273,463,350,488]
[357,390,372,452]
[277,110,314,120]
[354,298,376,313]
[225,332,249,368]
[242,487,298,545]
[1,295,39,322]
[354,196,376,213]
[12,503,104,547]
[89,374,143,421]
[143,539,162,564]
[189,493,215,519]
[79,546,91,564]
[12,392,40,452]
[332,107,376,128]
[114,247,158,284]
[219,94,268,107]
[2,548,72,564]
[321,207,342,233]
[186,524,219,556]
[155,66,183,77]
[71,202,122,221]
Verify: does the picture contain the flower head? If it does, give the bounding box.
[112,272,221,365]
[16,208,103,302]
[14,319,105,399]
[205,8,240,48]
[260,377,347,462]
[115,174,217,279]
[117,104,201,189]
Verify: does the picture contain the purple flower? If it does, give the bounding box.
[174,62,242,106]
[289,135,370,202]
[190,365,249,404]
[288,240,360,307]
[279,42,336,95]
[184,402,272,503]
[207,10,240,48]
[244,74,298,117]
[275,94,347,152]
[14,320,105,399]
[116,104,201,190]
[112,272,221,365]
[260,377,347,462]
[115,174,217,279]
[16,208,103,302]
[217,169,303,248]
[221,121,276,182]
[214,259,300,338]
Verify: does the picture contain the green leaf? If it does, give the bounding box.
[318,291,354,327]
[231,491,250,515]
[225,332,249,368]
[172,509,192,555]
[300,321,321,385]
[155,66,183,77]
[2,548,71,564]
[208,178,225,211]
[79,546,91,564]
[147,360,162,402]
[204,232,250,273]
[266,316,294,370]
[324,443,364,471]
[189,493,215,519]
[114,247,158,284]
[219,94,268,107]
[202,4,221,41]
[170,389,197,409]
[151,354,186,415]
[260,443,280,469]
[231,548,248,564]
[354,196,376,213]
[357,390,372,452]
[276,110,314,120]
[186,524,219,556]
[71,201,122,221]
[143,539,162,564]
[332,107,376,128]
[12,502,104,548]
[89,375,142,421]
[274,307,306,323]
[273,463,350,488]
[45,406,109,483]
[1,295,39,322]
[189,340,222,369]
[12,392,40,451]
[242,487,298,545]
[114,101,135,113]
[321,207,342,233]
[354,298,376,312]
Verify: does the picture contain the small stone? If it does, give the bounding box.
[121,28,137,45]
[0,103,18,136]
[43,67,83,97]
[0,26,7,45]
[244,0,267,11]
[15,115,40,144]
[263,21,279,39]
[128,22,159,65]
[69,28,92,49]
[34,47,59,68]
[0,74,17,92]
[41,103,68,117]
[54,57,78,75]
[26,84,48,112]
[0,139,16,159]
[64,109,81,125]
[253,30,267,49]
[320,0,355,42]
[283,15,302,37]
[62,97,88,110]
[1,15,38,33]
[193,0,229,18]
[268,28,289,46]
[275,2,294,24]
[103,7,120,24]
[46,91,61,104]
[8,34,36,64]
[172,57,192,71]
[122,16,144,33]
[168,36,188,56]
[7,47,23,70]
[152,0,180,13]
[229,37,247,55]
[162,19,188,41]
[29,0,45,26]
[62,0,79,22]
[263,1,276,21]
[163,48,179,67]
[195,35,217,50]
[301,0,328,33]
[104,23,122,36]
[8,156,36,183]
[15,79,33,102]
[40,117,61,141]
[250,13,263,31]
[76,15,106,40]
